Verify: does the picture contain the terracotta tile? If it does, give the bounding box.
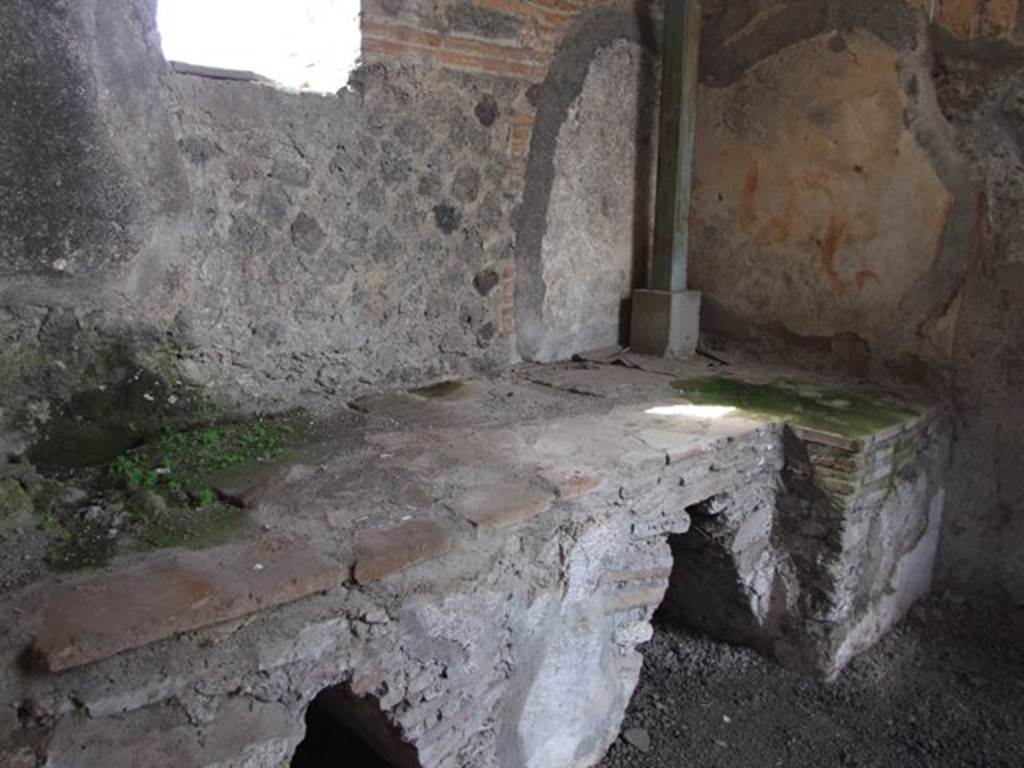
[21,538,341,672]
[605,586,668,613]
[450,483,553,530]
[353,519,452,584]
[538,468,601,500]
[601,567,673,585]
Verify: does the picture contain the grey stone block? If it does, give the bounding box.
[629,289,701,357]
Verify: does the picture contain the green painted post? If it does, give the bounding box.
[650,0,702,293]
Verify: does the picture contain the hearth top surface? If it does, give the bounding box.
[1,356,934,673]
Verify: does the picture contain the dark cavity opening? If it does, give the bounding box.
[291,684,420,768]
[654,492,778,654]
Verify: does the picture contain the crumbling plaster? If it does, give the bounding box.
[532,39,658,362]
[691,0,1024,601]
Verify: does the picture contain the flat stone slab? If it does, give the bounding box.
[450,483,554,530]
[20,538,341,672]
[538,468,602,500]
[209,460,292,508]
[354,519,453,584]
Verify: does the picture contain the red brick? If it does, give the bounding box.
[538,468,601,500]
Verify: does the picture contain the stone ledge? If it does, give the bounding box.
[1,362,948,768]
[18,538,342,672]
[169,61,270,83]
[792,407,935,452]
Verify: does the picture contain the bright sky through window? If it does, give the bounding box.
[157,0,361,93]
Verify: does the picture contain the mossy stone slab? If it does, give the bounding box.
[671,375,920,440]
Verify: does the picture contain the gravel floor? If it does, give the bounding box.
[598,598,1024,768]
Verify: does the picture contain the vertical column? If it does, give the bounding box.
[630,0,703,357]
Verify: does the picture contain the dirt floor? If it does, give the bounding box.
[599,597,1024,768]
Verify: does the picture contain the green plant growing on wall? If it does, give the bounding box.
[109,415,300,502]
[112,455,159,489]
[37,412,307,573]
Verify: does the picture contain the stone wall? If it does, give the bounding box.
[0,0,661,463]
[690,0,1024,601]
[162,63,518,404]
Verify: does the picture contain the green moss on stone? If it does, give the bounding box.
[670,376,919,439]
[26,364,207,468]
[131,502,248,551]
[1,479,32,514]
[0,478,33,521]
[104,416,304,554]
[9,329,219,469]
[0,345,49,382]
[34,412,305,573]
[45,520,119,573]
[110,414,303,504]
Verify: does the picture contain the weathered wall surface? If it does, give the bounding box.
[661,412,949,679]
[163,63,519,404]
[530,39,657,361]
[691,0,1024,600]
[0,0,657,464]
[0,0,198,464]
[692,30,951,342]
[4,0,1018,603]
[514,12,661,362]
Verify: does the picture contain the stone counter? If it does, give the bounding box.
[0,360,948,767]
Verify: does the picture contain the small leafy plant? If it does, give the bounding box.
[112,455,159,489]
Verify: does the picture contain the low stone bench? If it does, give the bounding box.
[0,360,947,767]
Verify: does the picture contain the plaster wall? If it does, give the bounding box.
[531,39,657,362]
[513,7,662,362]
[691,0,1024,600]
